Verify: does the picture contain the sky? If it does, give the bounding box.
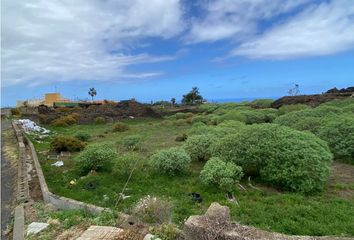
[1,0,354,106]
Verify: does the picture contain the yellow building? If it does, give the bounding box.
[44,93,63,106]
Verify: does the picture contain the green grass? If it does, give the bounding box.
[32,117,354,237]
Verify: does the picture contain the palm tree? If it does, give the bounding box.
[88,88,97,102]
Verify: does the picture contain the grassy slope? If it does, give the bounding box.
[32,118,354,237]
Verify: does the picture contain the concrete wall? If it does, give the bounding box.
[13,122,105,215]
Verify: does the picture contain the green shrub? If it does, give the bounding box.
[151,223,179,240]
[174,119,188,126]
[278,104,310,114]
[112,152,141,177]
[244,110,268,124]
[74,132,91,142]
[50,135,85,153]
[249,99,274,108]
[214,120,246,135]
[11,108,21,116]
[184,134,216,161]
[150,147,191,175]
[318,115,354,162]
[192,115,210,124]
[175,112,188,119]
[199,104,219,113]
[75,143,117,175]
[213,124,333,193]
[52,115,77,127]
[95,117,106,124]
[121,135,141,150]
[113,122,129,132]
[132,196,171,224]
[200,157,243,192]
[175,133,188,142]
[38,114,49,124]
[218,110,247,123]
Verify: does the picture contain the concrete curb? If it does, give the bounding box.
[13,122,105,214]
[13,205,24,240]
[12,122,30,203]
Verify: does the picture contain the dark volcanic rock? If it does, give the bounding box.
[271,87,354,108]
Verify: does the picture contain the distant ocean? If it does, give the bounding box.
[207,97,279,103]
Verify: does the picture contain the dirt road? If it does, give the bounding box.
[1,120,18,239]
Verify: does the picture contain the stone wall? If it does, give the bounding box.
[183,203,353,240]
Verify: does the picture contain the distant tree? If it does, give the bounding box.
[288,84,300,96]
[88,88,97,102]
[171,98,176,106]
[182,87,203,105]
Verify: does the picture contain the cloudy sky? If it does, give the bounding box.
[2,0,354,106]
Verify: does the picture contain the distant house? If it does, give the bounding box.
[16,99,43,107]
[44,93,64,106]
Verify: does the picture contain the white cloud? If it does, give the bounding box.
[2,0,184,87]
[186,0,311,43]
[232,0,354,59]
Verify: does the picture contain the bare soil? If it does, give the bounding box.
[327,161,354,199]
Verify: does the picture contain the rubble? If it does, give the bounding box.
[16,119,50,134]
[27,222,49,236]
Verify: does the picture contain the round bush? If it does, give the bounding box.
[95,117,106,124]
[249,99,274,108]
[200,157,243,192]
[278,104,310,114]
[75,143,117,175]
[215,120,245,135]
[113,122,129,132]
[214,124,333,193]
[150,147,191,175]
[52,115,77,127]
[318,115,354,162]
[112,152,141,177]
[50,135,85,153]
[132,196,171,224]
[120,135,141,150]
[184,134,216,161]
[74,132,91,142]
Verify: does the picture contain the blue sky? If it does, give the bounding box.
[2,0,354,106]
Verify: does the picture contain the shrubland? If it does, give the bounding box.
[31,98,354,237]
[213,124,333,193]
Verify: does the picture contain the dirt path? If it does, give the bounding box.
[1,120,18,239]
[327,161,354,199]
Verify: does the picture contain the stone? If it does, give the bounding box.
[76,226,124,240]
[143,233,161,240]
[27,222,49,235]
[205,202,230,221]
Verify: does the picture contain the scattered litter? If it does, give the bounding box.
[47,154,59,160]
[27,222,49,236]
[191,192,203,203]
[118,192,131,200]
[144,234,161,240]
[69,179,77,186]
[85,182,96,190]
[51,161,64,167]
[60,151,71,157]
[16,119,50,134]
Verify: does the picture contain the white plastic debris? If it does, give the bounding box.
[51,161,64,167]
[27,222,49,235]
[16,119,50,134]
[144,234,161,240]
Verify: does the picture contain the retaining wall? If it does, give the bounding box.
[13,122,105,215]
